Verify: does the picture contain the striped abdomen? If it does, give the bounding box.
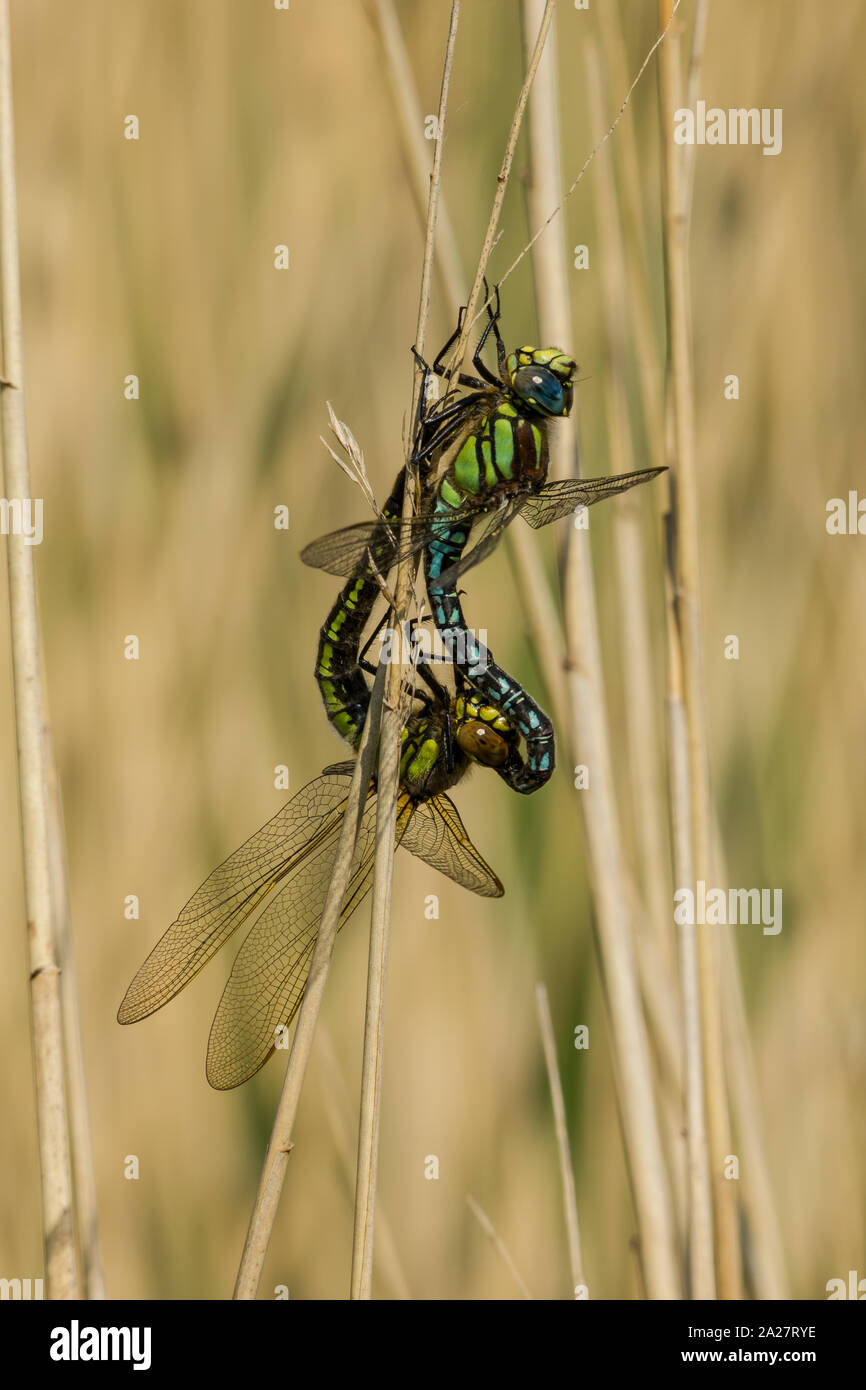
[314,473,406,749]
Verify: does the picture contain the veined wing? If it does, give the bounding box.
[430,495,525,592]
[205,791,416,1089]
[300,487,498,583]
[433,467,665,585]
[300,509,433,580]
[520,466,666,530]
[117,772,364,1025]
[401,792,504,898]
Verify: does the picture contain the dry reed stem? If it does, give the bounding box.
[585,35,675,975]
[594,1,666,457]
[583,28,694,1263]
[667,661,715,1297]
[712,823,789,1298]
[370,0,570,748]
[350,2,461,1300]
[661,0,716,1302]
[521,6,680,1299]
[0,0,79,1300]
[535,981,585,1295]
[370,0,688,1300]
[682,0,711,217]
[465,1194,533,1299]
[349,708,400,1301]
[446,0,556,383]
[563,526,681,1297]
[317,1030,411,1299]
[45,727,106,1298]
[495,0,683,305]
[364,0,464,312]
[657,0,741,1298]
[233,662,386,1299]
[680,0,785,1299]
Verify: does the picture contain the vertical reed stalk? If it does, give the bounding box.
[45,730,106,1298]
[521,2,681,1300]
[657,0,741,1298]
[317,1030,412,1299]
[350,2,461,1300]
[0,0,80,1300]
[371,0,570,743]
[234,663,386,1299]
[364,0,464,309]
[535,982,585,1294]
[465,1195,532,1298]
[583,34,691,1257]
[713,821,789,1298]
[447,0,556,380]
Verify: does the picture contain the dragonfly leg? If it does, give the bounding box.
[431,306,466,375]
[421,317,487,391]
[425,303,496,392]
[471,278,506,387]
[484,280,508,381]
[411,391,488,468]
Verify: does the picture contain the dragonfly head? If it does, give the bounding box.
[454,694,519,769]
[505,346,577,418]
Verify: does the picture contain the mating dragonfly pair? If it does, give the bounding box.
[118,289,663,1088]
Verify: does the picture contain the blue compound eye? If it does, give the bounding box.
[512,365,568,416]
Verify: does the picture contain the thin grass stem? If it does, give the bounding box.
[45,728,106,1298]
[535,982,585,1295]
[712,817,789,1298]
[657,0,741,1298]
[465,1194,533,1299]
[0,0,79,1300]
[317,1029,412,1300]
[233,662,387,1299]
[350,2,461,1300]
[371,0,571,748]
[447,0,556,381]
[521,8,681,1300]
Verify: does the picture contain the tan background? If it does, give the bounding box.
[0,0,863,1299]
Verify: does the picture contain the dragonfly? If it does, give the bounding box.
[302,287,665,792]
[118,572,523,1091]
[314,486,532,790]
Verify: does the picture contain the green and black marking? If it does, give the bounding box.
[303,287,666,793]
[118,515,525,1091]
[314,477,529,798]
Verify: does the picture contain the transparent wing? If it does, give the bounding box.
[205,792,416,1089]
[300,511,434,580]
[401,792,504,898]
[117,772,359,1024]
[429,496,525,592]
[520,467,666,529]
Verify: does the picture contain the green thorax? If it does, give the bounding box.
[443,345,576,504]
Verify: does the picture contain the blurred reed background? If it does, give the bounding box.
[0,0,864,1299]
